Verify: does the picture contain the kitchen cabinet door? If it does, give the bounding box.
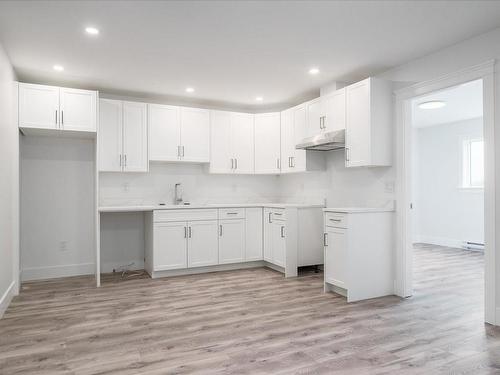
[263,208,273,262]
[324,227,347,288]
[210,111,233,173]
[291,104,307,172]
[149,104,180,161]
[280,109,293,174]
[187,220,219,267]
[122,101,148,172]
[345,80,371,167]
[245,208,263,261]
[154,222,188,270]
[306,98,321,137]
[19,83,60,130]
[231,112,254,174]
[254,112,281,174]
[181,107,210,163]
[321,88,346,133]
[219,219,245,264]
[272,221,286,267]
[98,99,123,172]
[59,87,97,132]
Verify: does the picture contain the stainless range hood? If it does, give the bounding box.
[295,129,345,151]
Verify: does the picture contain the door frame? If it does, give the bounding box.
[394,60,496,324]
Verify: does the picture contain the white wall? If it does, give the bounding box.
[20,136,95,281]
[413,118,484,248]
[0,44,18,318]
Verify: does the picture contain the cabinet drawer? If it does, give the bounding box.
[219,208,246,220]
[154,209,218,223]
[325,212,347,228]
[272,209,286,222]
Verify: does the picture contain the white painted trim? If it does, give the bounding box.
[394,60,496,325]
[0,281,16,319]
[150,261,266,278]
[21,263,95,281]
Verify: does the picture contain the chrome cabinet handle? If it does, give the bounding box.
[329,218,341,222]
[124,154,127,167]
[235,158,238,169]
[231,158,234,169]
[227,212,238,215]
[177,146,181,158]
[119,154,122,167]
[268,212,272,223]
[219,224,223,236]
[324,233,328,246]
[182,146,185,157]
[184,226,187,238]
[188,227,192,238]
[280,226,285,238]
[277,158,280,169]
[291,157,295,168]
[55,110,58,127]
[288,157,291,167]
[345,148,350,162]
[61,110,64,126]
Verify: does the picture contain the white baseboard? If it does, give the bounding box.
[100,260,145,274]
[0,281,16,319]
[414,235,465,249]
[21,263,95,281]
[150,261,265,279]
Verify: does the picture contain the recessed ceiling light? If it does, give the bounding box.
[185,87,195,93]
[255,96,263,102]
[418,100,446,109]
[309,67,320,75]
[53,65,64,72]
[85,27,99,35]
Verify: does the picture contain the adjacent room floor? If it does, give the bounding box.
[1,245,498,374]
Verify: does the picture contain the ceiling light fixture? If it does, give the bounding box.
[85,26,99,35]
[309,67,320,75]
[255,96,263,102]
[185,87,195,93]
[418,100,446,109]
[53,65,64,72]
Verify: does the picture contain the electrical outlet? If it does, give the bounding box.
[384,181,395,193]
[59,240,68,252]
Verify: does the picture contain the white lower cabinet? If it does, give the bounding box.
[245,208,263,261]
[188,220,219,267]
[271,221,286,267]
[153,222,188,271]
[218,219,245,264]
[323,210,393,302]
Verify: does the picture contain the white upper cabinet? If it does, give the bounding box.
[19,83,59,130]
[122,101,148,172]
[210,111,233,173]
[19,83,96,133]
[305,98,321,137]
[320,88,346,133]
[149,105,210,163]
[180,107,210,163]
[345,77,392,167]
[231,112,255,174]
[98,99,148,172]
[254,112,281,174]
[209,111,254,174]
[148,104,180,162]
[59,87,97,132]
[99,99,123,172]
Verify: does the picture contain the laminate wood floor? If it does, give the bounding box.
[1,245,499,374]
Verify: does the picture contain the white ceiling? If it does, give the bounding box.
[411,79,483,128]
[1,1,500,111]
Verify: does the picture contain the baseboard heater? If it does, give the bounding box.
[462,241,484,251]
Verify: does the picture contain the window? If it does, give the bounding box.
[462,138,484,188]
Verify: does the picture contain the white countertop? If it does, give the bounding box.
[99,203,324,212]
[323,207,394,213]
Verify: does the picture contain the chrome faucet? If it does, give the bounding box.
[174,183,183,205]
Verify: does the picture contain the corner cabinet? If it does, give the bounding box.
[345,78,392,167]
[210,111,254,174]
[19,83,97,134]
[149,104,210,163]
[98,99,148,172]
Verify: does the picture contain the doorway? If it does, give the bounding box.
[410,80,484,315]
[394,61,496,324]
